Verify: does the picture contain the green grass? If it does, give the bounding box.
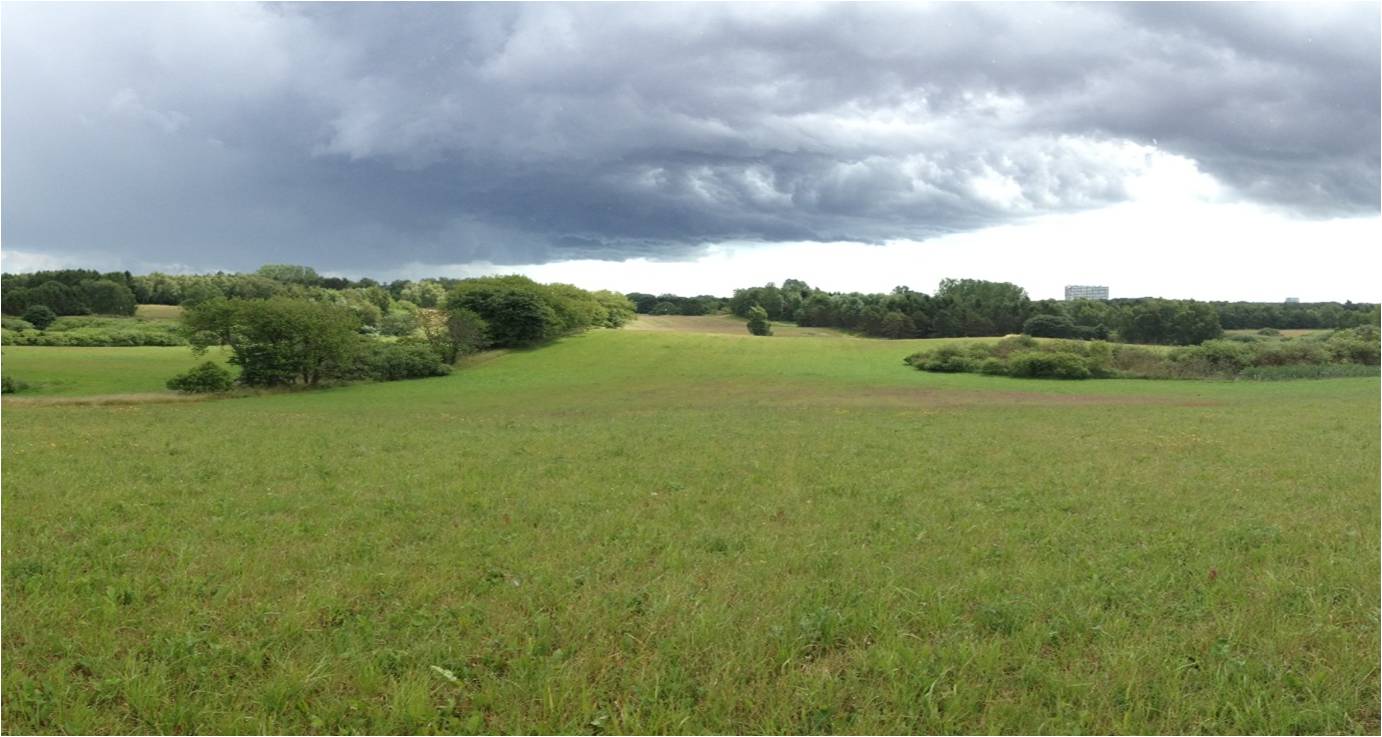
[2,329,1378,733]
[134,304,184,321]
[1,346,232,397]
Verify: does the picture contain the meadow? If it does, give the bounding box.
[1,319,1378,734]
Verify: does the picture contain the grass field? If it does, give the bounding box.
[134,304,184,321]
[625,313,855,338]
[1,346,232,398]
[2,322,1378,733]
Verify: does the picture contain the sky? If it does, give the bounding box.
[2,1,1379,301]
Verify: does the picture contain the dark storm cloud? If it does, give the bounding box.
[2,2,1377,272]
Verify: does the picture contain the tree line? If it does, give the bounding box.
[642,279,1379,346]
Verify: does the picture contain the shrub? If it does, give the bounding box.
[1085,341,1114,377]
[1008,351,1091,379]
[746,305,773,336]
[978,357,1008,375]
[1253,341,1329,367]
[166,362,234,393]
[379,309,419,337]
[22,305,57,330]
[348,341,452,381]
[913,345,978,373]
[1239,364,1378,381]
[990,335,1038,358]
[1184,340,1256,373]
[1,376,29,394]
[1323,327,1380,365]
[1,316,34,332]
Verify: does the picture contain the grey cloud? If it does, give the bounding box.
[2,2,1376,273]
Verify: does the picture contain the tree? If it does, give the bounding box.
[933,278,1031,336]
[21,304,56,330]
[1023,314,1077,338]
[746,304,773,336]
[255,264,321,285]
[447,281,559,347]
[26,281,87,315]
[80,279,137,315]
[877,310,917,339]
[184,297,360,386]
[1119,299,1222,345]
[400,280,446,308]
[419,307,489,364]
[591,291,636,326]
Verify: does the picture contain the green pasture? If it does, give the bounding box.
[2,326,1378,733]
[1,346,232,397]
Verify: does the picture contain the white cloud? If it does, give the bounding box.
[366,195,1381,303]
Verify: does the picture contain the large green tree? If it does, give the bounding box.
[184,297,361,386]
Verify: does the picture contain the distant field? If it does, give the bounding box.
[2,329,1378,733]
[627,313,856,338]
[134,304,183,321]
[1223,328,1328,338]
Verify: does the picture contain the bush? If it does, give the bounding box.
[1,316,34,332]
[746,305,773,336]
[1,376,29,394]
[1239,364,1378,380]
[1182,340,1256,373]
[166,362,234,393]
[379,309,419,337]
[347,341,452,381]
[22,305,56,330]
[978,357,1008,375]
[1007,351,1092,379]
[990,335,1038,358]
[1323,327,1380,365]
[911,345,978,373]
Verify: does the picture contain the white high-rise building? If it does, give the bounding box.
[1064,285,1109,301]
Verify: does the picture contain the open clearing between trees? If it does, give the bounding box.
[2,327,1378,733]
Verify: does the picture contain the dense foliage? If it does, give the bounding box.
[183,298,364,387]
[906,327,1380,380]
[165,361,235,393]
[173,274,629,388]
[626,292,725,316]
[745,305,772,336]
[2,316,187,347]
[417,307,489,364]
[20,305,56,330]
[446,276,633,348]
[2,270,139,317]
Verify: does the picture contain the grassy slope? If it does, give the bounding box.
[2,329,1378,733]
